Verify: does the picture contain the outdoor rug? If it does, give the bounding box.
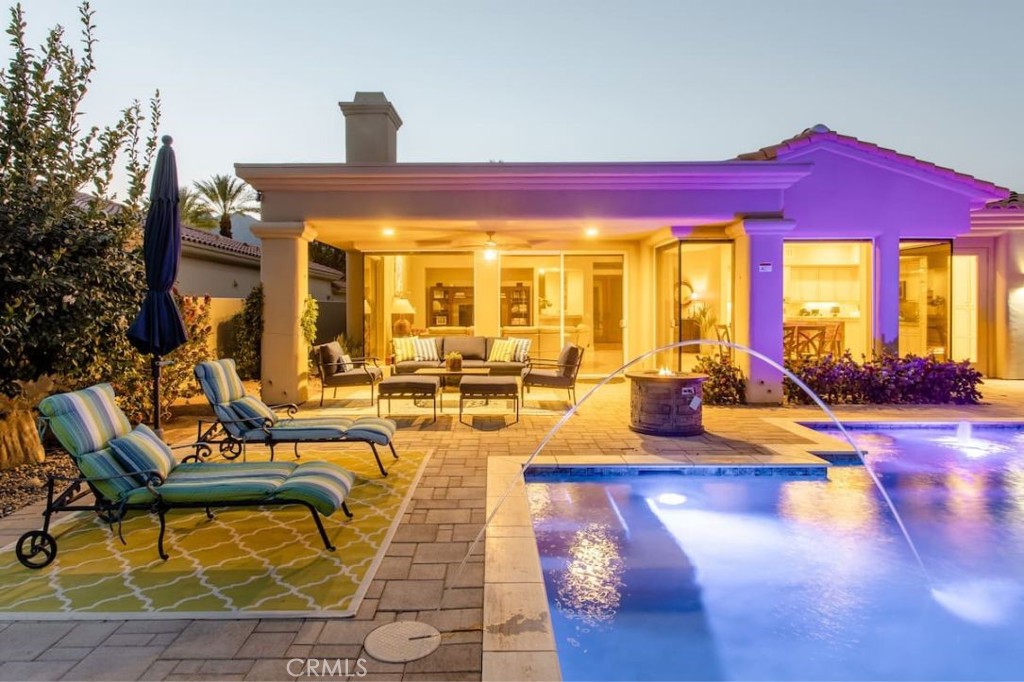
[0,448,430,620]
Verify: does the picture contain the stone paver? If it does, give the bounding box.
[4,379,1024,680]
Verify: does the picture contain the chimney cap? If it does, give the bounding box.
[339,91,403,129]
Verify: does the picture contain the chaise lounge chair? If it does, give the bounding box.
[16,383,356,569]
[193,359,399,477]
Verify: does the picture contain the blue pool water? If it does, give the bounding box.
[526,424,1024,681]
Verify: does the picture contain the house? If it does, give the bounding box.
[236,92,1009,404]
[177,225,346,353]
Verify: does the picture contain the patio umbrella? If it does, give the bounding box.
[127,135,187,435]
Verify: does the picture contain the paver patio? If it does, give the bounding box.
[3,378,1024,681]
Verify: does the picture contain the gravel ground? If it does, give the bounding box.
[0,453,82,518]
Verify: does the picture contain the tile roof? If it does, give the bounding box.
[737,125,1007,195]
[182,224,344,280]
[984,191,1024,210]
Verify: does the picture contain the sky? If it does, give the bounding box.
[10,0,1024,196]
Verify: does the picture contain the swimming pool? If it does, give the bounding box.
[526,423,1024,681]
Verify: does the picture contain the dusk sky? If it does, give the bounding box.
[12,0,1024,196]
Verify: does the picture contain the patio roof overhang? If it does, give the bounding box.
[235,161,813,250]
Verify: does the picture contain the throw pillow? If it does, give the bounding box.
[341,354,355,373]
[108,424,177,487]
[230,395,279,430]
[393,336,418,363]
[318,342,344,378]
[508,337,532,363]
[413,337,439,362]
[487,338,515,363]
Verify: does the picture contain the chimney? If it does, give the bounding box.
[338,92,403,163]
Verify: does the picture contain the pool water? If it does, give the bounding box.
[526,424,1024,681]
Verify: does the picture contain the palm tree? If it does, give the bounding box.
[178,186,216,229]
[193,174,259,239]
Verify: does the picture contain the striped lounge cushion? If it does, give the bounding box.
[393,337,417,362]
[38,383,132,457]
[487,338,515,362]
[195,359,247,405]
[167,461,297,482]
[413,337,439,362]
[273,461,356,516]
[109,424,178,486]
[508,337,532,363]
[76,448,143,503]
[124,476,284,506]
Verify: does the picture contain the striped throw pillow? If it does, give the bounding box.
[507,337,532,363]
[108,424,177,487]
[393,337,418,362]
[340,354,355,373]
[413,337,439,362]
[38,383,132,457]
[487,338,515,362]
[229,395,279,430]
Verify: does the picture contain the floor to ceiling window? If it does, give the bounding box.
[783,241,872,361]
[363,252,475,358]
[654,241,734,371]
[499,253,624,375]
[899,241,951,360]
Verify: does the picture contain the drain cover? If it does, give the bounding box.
[364,621,442,663]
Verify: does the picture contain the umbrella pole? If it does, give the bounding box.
[152,354,162,437]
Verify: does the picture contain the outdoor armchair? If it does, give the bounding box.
[314,341,384,407]
[520,343,584,406]
[194,359,399,477]
[16,383,356,569]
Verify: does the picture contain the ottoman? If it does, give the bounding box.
[458,376,519,425]
[378,375,442,422]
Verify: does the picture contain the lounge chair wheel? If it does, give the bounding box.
[220,439,243,460]
[16,530,57,569]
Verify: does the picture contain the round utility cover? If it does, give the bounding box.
[364,621,442,663]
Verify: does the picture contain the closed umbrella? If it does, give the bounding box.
[127,135,187,435]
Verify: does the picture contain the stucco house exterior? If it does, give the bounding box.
[235,92,1010,404]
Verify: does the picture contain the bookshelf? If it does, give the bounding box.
[500,284,532,327]
[427,285,475,327]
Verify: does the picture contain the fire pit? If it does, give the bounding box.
[625,370,707,436]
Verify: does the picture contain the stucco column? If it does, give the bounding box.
[345,250,365,346]
[873,231,900,355]
[251,221,317,404]
[727,219,795,404]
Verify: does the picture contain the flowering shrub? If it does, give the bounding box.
[693,354,746,405]
[784,352,983,405]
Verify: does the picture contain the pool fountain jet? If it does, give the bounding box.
[365,342,1011,659]
[956,421,973,444]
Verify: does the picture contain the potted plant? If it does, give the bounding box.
[686,303,717,354]
[445,351,463,372]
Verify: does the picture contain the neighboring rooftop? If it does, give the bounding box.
[984,191,1024,210]
[182,224,344,281]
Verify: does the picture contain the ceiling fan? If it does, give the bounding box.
[417,229,534,252]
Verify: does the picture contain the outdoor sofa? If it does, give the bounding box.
[391,335,528,376]
[194,359,399,477]
[15,383,355,569]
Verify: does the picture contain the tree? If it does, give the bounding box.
[178,186,216,229]
[193,174,258,239]
[0,1,159,400]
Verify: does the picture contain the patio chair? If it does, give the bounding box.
[313,341,384,407]
[521,343,584,406]
[16,383,356,569]
[194,359,398,477]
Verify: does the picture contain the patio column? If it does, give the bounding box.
[728,218,795,404]
[251,221,317,404]
[873,231,900,354]
[346,250,364,346]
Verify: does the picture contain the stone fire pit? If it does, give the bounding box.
[625,371,707,436]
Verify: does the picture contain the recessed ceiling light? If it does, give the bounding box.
[585,226,599,237]
[381,227,395,237]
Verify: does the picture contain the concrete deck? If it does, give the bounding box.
[3,378,1024,681]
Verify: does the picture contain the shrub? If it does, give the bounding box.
[0,3,160,399]
[232,284,263,379]
[693,354,746,405]
[301,295,319,370]
[784,352,983,405]
[105,294,213,423]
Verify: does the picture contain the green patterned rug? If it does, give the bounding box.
[0,448,429,620]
